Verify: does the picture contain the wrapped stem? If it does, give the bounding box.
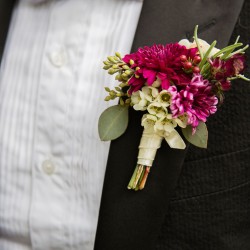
[128,125,163,190]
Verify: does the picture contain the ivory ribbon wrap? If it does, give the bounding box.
[137,125,163,166]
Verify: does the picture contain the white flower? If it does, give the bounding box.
[141,86,159,101]
[141,114,158,129]
[141,114,186,151]
[174,114,188,128]
[131,86,159,111]
[156,90,172,107]
[178,39,192,48]
[131,91,147,111]
[154,116,176,136]
[147,102,168,118]
[179,38,220,57]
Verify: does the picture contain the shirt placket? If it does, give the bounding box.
[29,2,73,249]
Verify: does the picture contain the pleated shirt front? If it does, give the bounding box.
[0,0,143,249]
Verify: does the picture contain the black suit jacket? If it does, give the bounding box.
[95,1,250,250]
[0,1,249,250]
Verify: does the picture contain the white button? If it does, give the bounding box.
[49,50,67,67]
[42,159,55,175]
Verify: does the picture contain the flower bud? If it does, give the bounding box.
[193,55,201,64]
[112,64,119,69]
[125,70,132,75]
[115,74,122,81]
[183,61,192,69]
[105,96,111,101]
[108,56,117,63]
[122,65,130,70]
[122,73,128,80]
[192,66,200,73]
[108,68,119,75]
[103,65,112,70]
[103,61,110,65]
[129,59,135,65]
[180,55,187,62]
[115,52,121,59]
[109,90,116,96]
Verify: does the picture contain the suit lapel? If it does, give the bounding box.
[0,0,16,65]
[95,0,244,249]
[131,0,244,50]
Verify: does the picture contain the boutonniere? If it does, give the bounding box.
[98,26,249,191]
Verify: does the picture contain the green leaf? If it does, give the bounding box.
[199,40,217,69]
[212,43,243,58]
[98,105,129,141]
[182,122,208,148]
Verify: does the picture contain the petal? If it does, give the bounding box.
[143,69,157,84]
[178,39,191,48]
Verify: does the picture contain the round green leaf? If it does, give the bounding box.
[182,122,208,148]
[98,105,129,141]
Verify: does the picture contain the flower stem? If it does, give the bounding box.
[135,167,145,191]
[135,165,144,187]
[139,166,150,190]
[127,165,151,191]
[127,165,139,189]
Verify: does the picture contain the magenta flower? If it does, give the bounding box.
[170,74,218,132]
[123,43,198,94]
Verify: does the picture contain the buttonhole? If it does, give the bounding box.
[237,17,249,29]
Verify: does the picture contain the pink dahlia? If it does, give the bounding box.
[123,43,198,94]
[170,74,218,132]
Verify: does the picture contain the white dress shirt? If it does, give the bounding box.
[0,0,143,249]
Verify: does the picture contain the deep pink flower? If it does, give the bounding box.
[123,43,198,94]
[170,74,218,132]
[127,76,145,93]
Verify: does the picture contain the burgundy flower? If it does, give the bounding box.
[170,74,218,132]
[232,54,246,74]
[123,43,198,94]
[218,80,231,91]
[210,53,246,91]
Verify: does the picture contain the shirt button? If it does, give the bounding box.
[49,50,67,67]
[42,159,55,175]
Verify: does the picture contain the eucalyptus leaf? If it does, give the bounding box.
[182,122,208,148]
[98,105,129,141]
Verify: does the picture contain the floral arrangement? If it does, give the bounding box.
[98,26,249,191]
